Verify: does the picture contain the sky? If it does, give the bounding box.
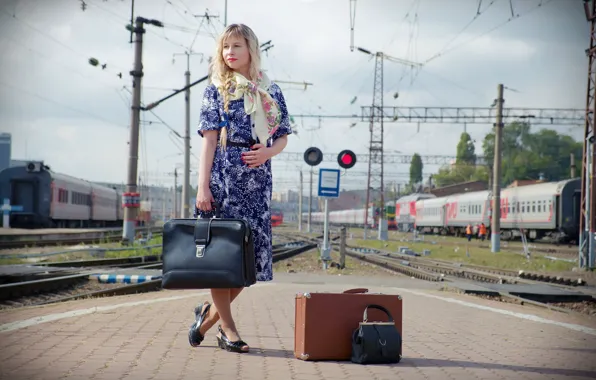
[0,0,588,193]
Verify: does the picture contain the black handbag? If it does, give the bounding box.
[161,204,256,289]
[351,304,402,364]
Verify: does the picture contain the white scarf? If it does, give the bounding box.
[212,71,281,144]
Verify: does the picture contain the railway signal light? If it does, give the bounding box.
[337,150,356,169]
[304,147,323,166]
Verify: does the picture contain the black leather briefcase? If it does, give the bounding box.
[161,205,256,289]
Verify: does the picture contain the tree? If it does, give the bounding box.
[429,132,486,187]
[455,132,476,165]
[409,153,423,186]
[482,121,583,185]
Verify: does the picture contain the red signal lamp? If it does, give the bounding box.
[337,150,356,169]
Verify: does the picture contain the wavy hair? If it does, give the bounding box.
[208,24,261,148]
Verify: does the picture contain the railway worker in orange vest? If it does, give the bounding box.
[478,223,487,241]
[465,224,473,242]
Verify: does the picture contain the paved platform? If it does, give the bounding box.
[0,273,595,380]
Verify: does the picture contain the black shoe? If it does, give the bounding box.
[216,325,249,353]
[188,302,211,347]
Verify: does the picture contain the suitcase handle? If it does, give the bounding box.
[343,288,368,294]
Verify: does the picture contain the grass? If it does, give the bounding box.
[351,238,576,273]
[275,224,578,273]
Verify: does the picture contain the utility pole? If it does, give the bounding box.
[122,16,163,244]
[491,84,504,253]
[299,170,303,231]
[183,63,190,218]
[349,0,356,52]
[571,153,576,179]
[173,51,203,218]
[580,0,596,270]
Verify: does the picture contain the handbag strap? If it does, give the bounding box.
[363,304,394,323]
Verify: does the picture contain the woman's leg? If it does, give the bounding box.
[199,287,243,335]
[210,288,249,351]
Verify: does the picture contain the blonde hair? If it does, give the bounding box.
[209,24,261,148]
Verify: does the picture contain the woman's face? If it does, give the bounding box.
[222,35,250,73]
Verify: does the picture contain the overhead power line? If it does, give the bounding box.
[287,107,582,126]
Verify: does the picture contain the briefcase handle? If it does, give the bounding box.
[343,288,368,294]
[197,202,222,219]
[194,202,221,250]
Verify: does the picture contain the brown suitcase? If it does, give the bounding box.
[294,288,403,361]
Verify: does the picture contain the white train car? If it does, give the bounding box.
[443,190,491,233]
[91,185,119,224]
[395,193,436,232]
[117,192,125,221]
[414,178,581,242]
[50,173,92,227]
[499,179,579,241]
[301,206,375,228]
[414,197,448,234]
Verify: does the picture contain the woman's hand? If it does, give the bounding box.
[196,186,215,211]
[242,144,272,168]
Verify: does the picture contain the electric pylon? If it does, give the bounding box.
[364,52,384,231]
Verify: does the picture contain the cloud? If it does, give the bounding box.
[0,0,587,193]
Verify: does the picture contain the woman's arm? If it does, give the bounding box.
[198,130,218,190]
[267,135,288,158]
[195,84,222,212]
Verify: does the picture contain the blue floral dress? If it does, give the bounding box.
[195,82,292,282]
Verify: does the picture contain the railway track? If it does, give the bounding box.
[0,239,317,310]
[284,231,588,288]
[0,227,163,250]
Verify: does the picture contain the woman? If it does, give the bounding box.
[190,23,292,353]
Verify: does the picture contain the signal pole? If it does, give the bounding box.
[299,170,303,231]
[491,84,504,253]
[122,17,163,244]
[174,168,178,219]
[308,168,313,233]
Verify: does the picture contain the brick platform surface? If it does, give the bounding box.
[0,273,595,380]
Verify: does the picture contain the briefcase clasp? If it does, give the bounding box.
[196,245,205,258]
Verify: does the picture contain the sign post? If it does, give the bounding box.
[1,198,23,229]
[318,168,340,269]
